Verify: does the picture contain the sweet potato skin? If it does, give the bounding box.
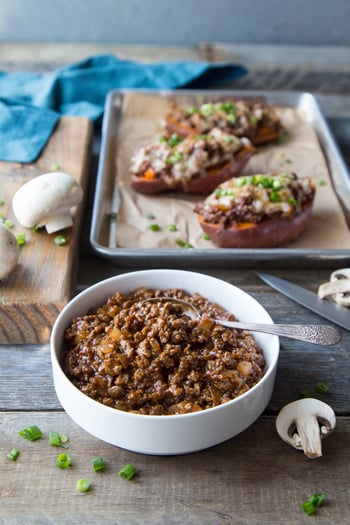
[130,141,255,194]
[197,204,313,248]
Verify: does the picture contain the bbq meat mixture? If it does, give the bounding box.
[166,99,282,144]
[194,172,316,226]
[129,128,249,190]
[63,288,265,415]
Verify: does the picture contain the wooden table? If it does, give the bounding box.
[1,43,350,524]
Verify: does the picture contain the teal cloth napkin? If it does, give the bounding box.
[0,54,247,163]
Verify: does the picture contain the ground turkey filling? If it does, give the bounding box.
[63,288,265,415]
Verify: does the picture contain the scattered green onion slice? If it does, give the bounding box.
[119,463,137,480]
[301,501,316,515]
[92,456,105,472]
[56,452,71,469]
[49,431,69,448]
[168,224,177,232]
[175,238,186,247]
[7,448,20,461]
[316,382,329,394]
[167,133,181,147]
[4,219,12,228]
[318,179,326,186]
[146,212,155,219]
[203,233,211,241]
[17,233,26,246]
[149,224,161,232]
[106,212,117,222]
[19,425,42,441]
[76,478,90,492]
[0,198,4,206]
[300,389,312,398]
[54,235,67,246]
[50,163,60,171]
[184,243,194,249]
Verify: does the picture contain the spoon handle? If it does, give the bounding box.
[216,320,341,346]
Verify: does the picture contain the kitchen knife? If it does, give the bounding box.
[256,272,350,331]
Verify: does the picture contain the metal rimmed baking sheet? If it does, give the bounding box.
[90,89,350,267]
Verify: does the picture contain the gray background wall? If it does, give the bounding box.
[0,0,349,46]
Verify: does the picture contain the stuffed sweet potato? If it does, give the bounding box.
[165,99,282,145]
[129,128,255,194]
[194,172,316,248]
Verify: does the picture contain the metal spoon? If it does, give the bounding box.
[142,297,341,346]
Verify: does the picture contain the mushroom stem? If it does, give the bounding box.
[294,415,323,458]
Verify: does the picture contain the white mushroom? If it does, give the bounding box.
[0,223,20,280]
[318,268,350,307]
[12,172,83,234]
[275,398,336,459]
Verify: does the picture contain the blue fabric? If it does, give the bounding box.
[0,53,247,163]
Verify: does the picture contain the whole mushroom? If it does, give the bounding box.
[0,223,20,280]
[276,398,336,458]
[12,172,83,234]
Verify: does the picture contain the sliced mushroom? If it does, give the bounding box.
[275,398,336,458]
[12,172,83,234]
[0,223,20,280]
[318,268,350,307]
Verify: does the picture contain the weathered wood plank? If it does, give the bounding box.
[0,117,92,344]
[0,412,348,525]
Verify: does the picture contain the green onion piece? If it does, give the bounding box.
[92,456,105,472]
[300,389,312,398]
[51,163,60,171]
[0,198,4,206]
[285,158,293,164]
[315,382,329,394]
[203,233,211,240]
[49,431,69,448]
[17,233,26,246]
[309,493,326,507]
[149,224,161,232]
[106,212,117,222]
[4,219,13,228]
[200,102,215,117]
[168,224,177,232]
[19,425,42,441]
[54,235,67,246]
[146,212,155,219]
[166,151,183,164]
[167,133,181,147]
[56,452,71,469]
[175,238,186,247]
[250,116,258,125]
[288,197,297,205]
[119,463,137,480]
[32,225,40,233]
[318,179,326,186]
[270,191,281,203]
[7,448,20,461]
[184,242,193,249]
[76,478,91,492]
[301,501,316,515]
[159,136,167,143]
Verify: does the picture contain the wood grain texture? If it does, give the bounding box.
[0,412,349,525]
[0,117,92,344]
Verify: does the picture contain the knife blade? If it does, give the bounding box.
[256,272,350,331]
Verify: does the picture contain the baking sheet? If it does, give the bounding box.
[90,89,350,267]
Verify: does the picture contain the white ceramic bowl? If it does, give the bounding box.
[50,269,279,455]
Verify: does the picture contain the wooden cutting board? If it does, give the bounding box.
[0,116,93,344]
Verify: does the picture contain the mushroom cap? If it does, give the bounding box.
[0,223,20,280]
[276,398,336,458]
[12,172,83,230]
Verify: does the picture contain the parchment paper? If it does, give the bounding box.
[114,92,350,250]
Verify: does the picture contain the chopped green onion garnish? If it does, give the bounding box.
[51,163,60,171]
[175,238,186,247]
[159,136,167,143]
[32,225,40,233]
[288,197,297,205]
[92,456,105,472]
[167,133,181,147]
[301,501,316,515]
[318,179,326,186]
[166,151,183,164]
[184,242,193,249]
[315,382,329,394]
[76,478,91,492]
[17,233,26,246]
[250,116,258,125]
[309,493,326,507]
[54,235,67,246]
[149,224,161,232]
[300,389,312,398]
[168,224,177,232]
[7,448,20,461]
[4,219,13,228]
[0,199,4,205]
[49,431,69,448]
[119,463,137,480]
[200,102,215,117]
[285,158,293,164]
[19,425,42,441]
[270,191,281,203]
[106,212,117,222]
[203,233,211,240]
[146,212,155,219]
[56,452,71,469]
